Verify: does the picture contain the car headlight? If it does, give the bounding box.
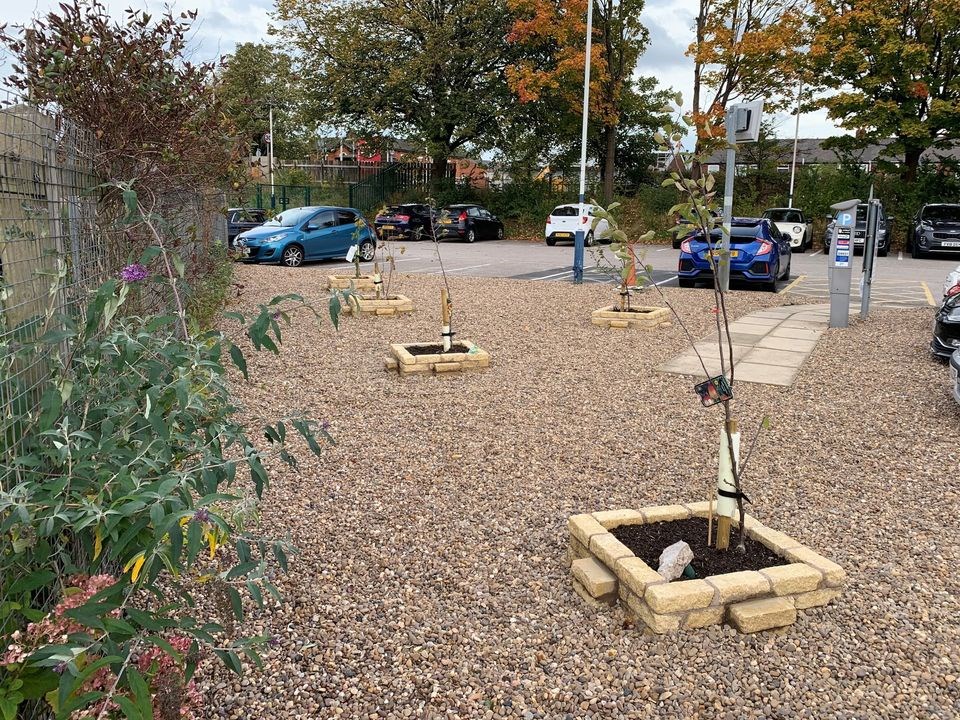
[264,233,288,244]
[793,225,802,234]
[235,235,247,247]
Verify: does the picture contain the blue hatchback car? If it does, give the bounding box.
[678,218,792,291]
[235,206,376,267]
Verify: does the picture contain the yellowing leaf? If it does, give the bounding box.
[93,527,102,561]
[124,552,146,582]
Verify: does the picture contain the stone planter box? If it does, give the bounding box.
[327,274,377,291]
[591,306,671,329]
[343,294,414,317]
[568,502,844,634]
[384,341,490,375]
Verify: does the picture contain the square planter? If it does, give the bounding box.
[343,294,414,317]
[591,305,672,330]
[568,502,844,634]
[328,274,377,291]
[384,340,490,375]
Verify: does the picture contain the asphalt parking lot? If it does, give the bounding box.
[315,238,958,308]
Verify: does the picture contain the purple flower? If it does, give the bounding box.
[320,420,331,431]
[120,263,149,283]
[267,635,280,647]
[54,661,68,674]
[192,508,210,523]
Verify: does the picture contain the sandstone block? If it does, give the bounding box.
[592,509,644,529]
[623,592,681,634]
[383,356,398,370]
[641,504,691,523]
[729,597,797,633]
[571,557,618,599]
[761,563,821,596]
[572,579,614,608]
[683,606,725,629]
[614,557,665,596]
[793,587,841,609]
[748,524,803,554]
[706,570,771,604]
[589,533,633,569]
[645,580,714,614]
[567,537,591,566]
[434,362,462,372]
[683,501,713,517]
[568,514,607,548]
[782,547,846,587]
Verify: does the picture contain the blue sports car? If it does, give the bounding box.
[235,206,377,267]
[678,218,792,291]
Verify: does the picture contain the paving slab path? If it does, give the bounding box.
[658,304,841,387]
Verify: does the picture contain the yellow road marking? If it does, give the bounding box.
[920,281,935,306]
[782,274,807,293]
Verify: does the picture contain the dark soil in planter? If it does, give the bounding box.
[360,295,402,301]
[406,342,471,355]
[612,517,787,578]
[612,307,658,314]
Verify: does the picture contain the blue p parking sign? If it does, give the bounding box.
[837,211,855,228]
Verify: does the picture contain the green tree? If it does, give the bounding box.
[218,42,310,160]
[809,0,960,181]
[273,0,518,183]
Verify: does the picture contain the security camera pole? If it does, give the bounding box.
[829,198,861,328]
[720,101,763,292]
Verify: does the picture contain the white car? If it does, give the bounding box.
[545,204,609,246]
[762,208,812,252]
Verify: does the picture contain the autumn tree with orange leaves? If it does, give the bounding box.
[506,0,665,202]
[807,0,960,182]
[687,0,807,143]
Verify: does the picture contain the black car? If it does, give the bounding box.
[950,350,960,404]
[226,207,266,247]
[436,204,504,242]
[909,203,960,258]
[823,203,891,256]
[374,203,436,240]
[931,291,960,359]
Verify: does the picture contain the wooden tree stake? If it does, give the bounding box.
[715,516,731,550]
[441,287,451,351]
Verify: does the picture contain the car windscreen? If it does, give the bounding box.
[923,205,960,223]
[551,206,579,217]
[264,207,315,227]
[765,210,803,223]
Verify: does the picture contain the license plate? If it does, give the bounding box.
[556,232,572,238]
[381,224,395,230]
[441,218,452,224]
[943,241,960,248]
[242,248,251,257]
[729,250,739,258]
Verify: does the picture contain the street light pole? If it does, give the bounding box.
[787,80,802,209]
[573,0,594,284]
[268,104,275,209]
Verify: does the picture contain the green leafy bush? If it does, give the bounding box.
[0,246,346,718]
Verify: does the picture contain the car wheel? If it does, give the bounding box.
[765,262,779,292]
[466,229,476,243]
[678,278,696,288]
[585,232,595,247]
[358,239,376,262]
[281,244,304,267]
[546,236,556,247]
[877,245,888,257]
[795,236,806,253]
[672,238,682,250]
[497,226,504,240]
[911,241,923,259]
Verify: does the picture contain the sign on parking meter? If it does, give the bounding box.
[829,199,860,328]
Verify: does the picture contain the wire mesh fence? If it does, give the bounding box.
[1,93,228,476]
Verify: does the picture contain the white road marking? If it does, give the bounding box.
[654,275,678,286]
[810,250,822,257]
[534,269,574,281]
[898,251,903,260]
[427,263,493,274]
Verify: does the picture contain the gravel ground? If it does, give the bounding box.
[199,264,960,719]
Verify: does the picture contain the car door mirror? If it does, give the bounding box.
[304,223,319,232]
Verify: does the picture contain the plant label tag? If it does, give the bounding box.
[346,245,358,262]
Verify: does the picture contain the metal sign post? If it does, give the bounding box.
[829,199,860,328]
[720,100,764,292]
[860,196,880,318]
[572,0,594,285]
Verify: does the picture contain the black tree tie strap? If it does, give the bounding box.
[718,488,751,504]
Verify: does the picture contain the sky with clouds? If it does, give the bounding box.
[5,0,845,142]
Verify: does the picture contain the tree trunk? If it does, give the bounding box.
[603,124,617,204]
[431,153,449,190]
[903,146,922,182]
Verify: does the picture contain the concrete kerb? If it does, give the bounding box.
[569,502,844,634]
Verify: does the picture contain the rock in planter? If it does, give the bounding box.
[591,305,671,330]
[384,341,490,375]
[343,294,414,317]
[567,503,845,634]
[327,274,377,291]
[657,541,694,581]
